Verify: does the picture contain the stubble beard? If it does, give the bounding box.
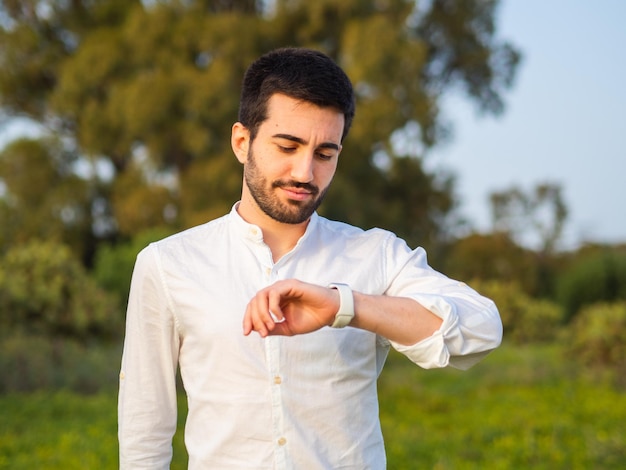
[244,148,329,224]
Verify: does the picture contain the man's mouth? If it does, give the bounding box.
[274,181,319,201]
[281,187,314,201]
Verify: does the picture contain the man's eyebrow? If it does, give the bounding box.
[273,133,340,151]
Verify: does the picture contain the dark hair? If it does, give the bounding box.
[238,47,355,141]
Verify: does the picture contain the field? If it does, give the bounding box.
[1,343,624,469]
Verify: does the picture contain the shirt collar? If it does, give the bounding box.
[229,201,319,246]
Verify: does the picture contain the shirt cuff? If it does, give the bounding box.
[388,295,457,369]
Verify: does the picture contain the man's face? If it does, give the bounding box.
[240,94,344,225]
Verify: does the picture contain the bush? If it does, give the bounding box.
[0,332,122,393]
[93,227,173,305]
[444,233,539,295]
[565,302,626,377]
[470,280,563,344]
[0,240,122,339]
[557,250,626,322]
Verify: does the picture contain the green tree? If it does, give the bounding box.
[0,0,520,259]
[443,232,538,293]
[490,182,568,254]
[488,182,568,297]
[0,137,93,257]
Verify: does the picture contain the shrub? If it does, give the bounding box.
[93,227,173,305]
[0,332,122,393]
[565,302,626,376]
[0,240,122,339]
[443,233,538,295]
[557,250,626,322]
[470,280,563,344]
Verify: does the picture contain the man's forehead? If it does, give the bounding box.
[262,94,345,140]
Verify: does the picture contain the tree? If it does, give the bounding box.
[490,182,568,254]
[488,182,569,297]
[0,137,92,257]
[0,0,520,259]
[443,232,538,293]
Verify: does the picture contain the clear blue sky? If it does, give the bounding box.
[2,1,624,250]
[432,0,626,249]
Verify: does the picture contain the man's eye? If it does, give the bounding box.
[278,145,296,153]
[317,153,333,161]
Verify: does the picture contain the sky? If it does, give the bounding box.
[1,0,625,250]
[431,0,626,249]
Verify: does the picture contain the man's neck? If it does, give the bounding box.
[236,198,309,263]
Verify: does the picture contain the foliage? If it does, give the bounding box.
[93,227,174,304]
[469,279,563,344]
[490,182,568,254]
[443,232,538,291]
[0,0,520,259]
[565,302,626,380]
[0,240,122,339]
[0,333,122,394]
[556,248,626,322]
[2,344,625,469]
[0,138,93,257]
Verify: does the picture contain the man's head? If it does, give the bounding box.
[238,47,355,142]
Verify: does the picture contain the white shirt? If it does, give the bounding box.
[118,205,502,469]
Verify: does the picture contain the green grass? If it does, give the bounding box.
[1,343,624,469]
[379,344,626,469]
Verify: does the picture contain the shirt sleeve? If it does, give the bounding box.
[382,234,503,370]
[118,243,180,469]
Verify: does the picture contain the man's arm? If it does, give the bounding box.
[119,245,180,469]
[243,278,501,370]
[242,279,441,345]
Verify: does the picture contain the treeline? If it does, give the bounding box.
[2,233,625,393]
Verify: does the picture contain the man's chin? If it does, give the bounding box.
[269,204,315,225]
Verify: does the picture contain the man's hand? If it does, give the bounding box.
[243,279,340,337]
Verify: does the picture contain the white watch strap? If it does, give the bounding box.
[328,283,354,328]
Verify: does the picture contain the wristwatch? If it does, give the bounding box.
[328,283,354,328]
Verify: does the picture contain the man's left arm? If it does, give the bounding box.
[351,285,502,370]
[243,277,501,370]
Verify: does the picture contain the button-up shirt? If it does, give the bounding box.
[118,205,502,469]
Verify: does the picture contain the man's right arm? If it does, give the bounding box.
[118,245,180,469]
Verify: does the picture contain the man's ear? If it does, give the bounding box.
[231,122,250,164]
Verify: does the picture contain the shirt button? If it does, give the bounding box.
[119,372,125,380]
[250,228,258,236]
[274,376,282,385]
[277,437,287,446]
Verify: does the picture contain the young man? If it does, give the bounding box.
[118,47,502,469]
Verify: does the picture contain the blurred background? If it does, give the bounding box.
[1,1,625,468]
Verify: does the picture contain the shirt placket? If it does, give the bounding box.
[262,262,288,469]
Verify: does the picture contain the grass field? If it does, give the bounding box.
[1,343,624,469]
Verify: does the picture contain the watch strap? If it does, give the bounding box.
[328,283,354,328]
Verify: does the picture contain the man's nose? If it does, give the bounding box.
[290,153,314,183]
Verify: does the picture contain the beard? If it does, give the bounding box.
[244,148,329,224]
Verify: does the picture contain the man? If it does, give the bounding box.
[118,47,502,469]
